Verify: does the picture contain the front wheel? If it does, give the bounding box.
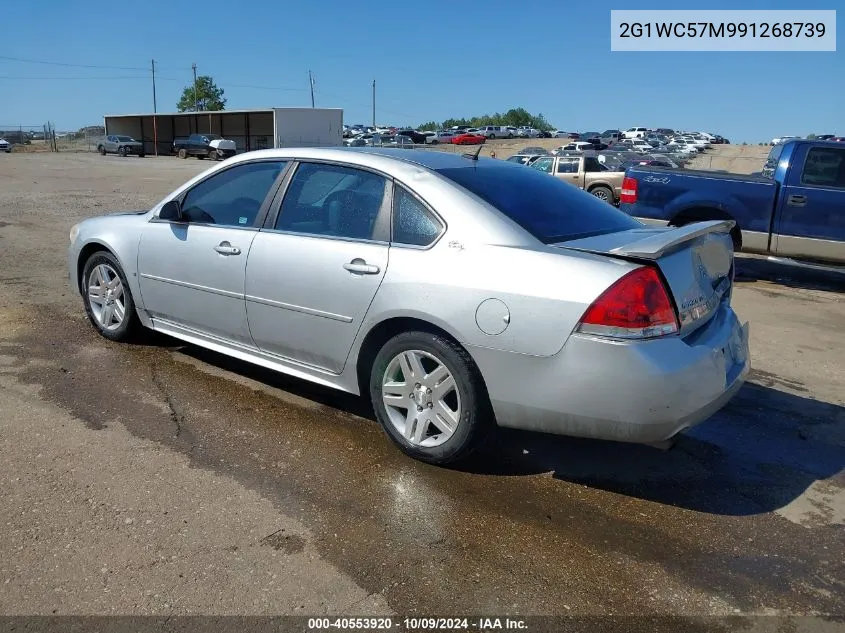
[98,145,106,155]
[370,331,490,465]
[81,251,142,342]
[118,146,128,157]
[178,148,187,159]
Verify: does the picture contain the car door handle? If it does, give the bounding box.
[343,259,380,274]
[787,194,807,207]
[213,241,241,256]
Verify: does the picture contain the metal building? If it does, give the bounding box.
[102,107,344,156]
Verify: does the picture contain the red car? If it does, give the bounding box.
[451,132,486,145]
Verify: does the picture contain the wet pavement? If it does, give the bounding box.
[0,154,843,626]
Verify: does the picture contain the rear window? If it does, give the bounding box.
[435,164,640,244]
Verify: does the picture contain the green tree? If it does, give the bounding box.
[177,75,227,112]
[418,107,554,132]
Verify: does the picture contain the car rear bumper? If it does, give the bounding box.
[468,302,750,444]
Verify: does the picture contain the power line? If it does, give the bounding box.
[0,75,151,80]
[0,55,148,71]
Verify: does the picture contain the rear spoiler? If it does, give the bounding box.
[608,220,735,259]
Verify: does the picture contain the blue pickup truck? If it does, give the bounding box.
[618,139,845,266]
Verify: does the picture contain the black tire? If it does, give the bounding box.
[488,134,496,139]
[98,145,106,155]
[507,133,514,139]
[80,251,142,343]
[369,331,491,465]
[118,146,128,157]
[590,185,614,204]
[730,228,743,252]
[208,149,218,161]
[178,148,188,159]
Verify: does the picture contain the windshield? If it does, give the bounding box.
[116,136,135,142]
[435,163,640,244]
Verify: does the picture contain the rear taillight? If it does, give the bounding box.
[620,176,638,204]
[576,267,678,340]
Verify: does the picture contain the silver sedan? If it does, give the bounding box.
[68,148,750,464]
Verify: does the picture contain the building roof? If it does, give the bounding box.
[103,107,341,118]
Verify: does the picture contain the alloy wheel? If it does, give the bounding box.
[381,350,461,447]
[87,264,126,331]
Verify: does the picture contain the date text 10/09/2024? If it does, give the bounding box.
[307,617,529,630]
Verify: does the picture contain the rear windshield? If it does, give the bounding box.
[764,143,785,170]
[435,163,640,244]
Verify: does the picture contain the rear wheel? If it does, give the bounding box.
[370,331,490,465]
[81,252,142,342]
[590,186,614,204]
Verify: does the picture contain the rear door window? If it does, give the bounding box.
[392,185,444,247]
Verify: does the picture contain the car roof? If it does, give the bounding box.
[227,146,488,173]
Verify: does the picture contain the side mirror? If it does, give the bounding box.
[158,199,183,222]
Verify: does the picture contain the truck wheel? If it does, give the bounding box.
[590,186,614,204]
[98,145,106,155]
[207,149,218,161]
[118,146,128,157]
[178,149,187,159]
[488,134,495,139]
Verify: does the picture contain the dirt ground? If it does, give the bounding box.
[0,152,843,629]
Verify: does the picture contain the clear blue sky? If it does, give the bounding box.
[1,0,842,142]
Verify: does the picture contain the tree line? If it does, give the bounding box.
[417,108,554,132]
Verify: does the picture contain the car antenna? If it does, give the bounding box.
[462,144,484,161]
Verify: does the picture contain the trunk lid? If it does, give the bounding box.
[556,220,735,335]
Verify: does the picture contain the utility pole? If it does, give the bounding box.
[372,79,376,128]
[308,70,315,108]
[192,63,198,111]
[151,59,158,156]
[151,59,157,112]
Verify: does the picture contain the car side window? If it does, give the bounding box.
[392,185,443,247]
[179,160,287,226]
[584,157,602,172]
[275,162,387,240]
[557,159,579,174]
[800,148,845,189]
[531,157,554,173]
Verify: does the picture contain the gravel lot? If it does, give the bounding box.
[0,152,843,626]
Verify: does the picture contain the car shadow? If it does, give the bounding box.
[458,377,845,516]
[167,343,844,517]
[734,255,845,293]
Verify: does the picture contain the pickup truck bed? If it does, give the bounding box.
[618,140,845,266]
